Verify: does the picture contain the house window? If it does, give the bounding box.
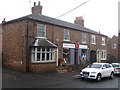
[31,47,56,63]
[82,33,87,43]
[112,44,117,49]
[102,37,106,45]
[64,29,70,41]
[101,50,107,60]
[91,35,96,44]
[37,24,46,38]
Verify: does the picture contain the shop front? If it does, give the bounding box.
[62,43,88,65]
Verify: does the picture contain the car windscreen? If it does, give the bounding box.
[111,64,120,68]
[90,64,102,69]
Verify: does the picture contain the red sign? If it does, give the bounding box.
[75,44,79,48]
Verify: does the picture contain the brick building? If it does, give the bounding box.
[118,33,120,62]
[118,1,120,62]
[107,36,118,62]
[2,1,107,73]
[0,24,2,52]
[0,24,2,65]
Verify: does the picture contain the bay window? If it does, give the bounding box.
[31,47,56,63]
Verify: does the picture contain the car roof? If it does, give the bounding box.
[93,62,110,65]
[111,63,120,65]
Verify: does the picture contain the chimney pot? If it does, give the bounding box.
[38,1,40,6]
[2,18,6,24]
[34,2,36,6]
[32,1,42,15]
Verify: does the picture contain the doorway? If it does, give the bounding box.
[90,50,96,63]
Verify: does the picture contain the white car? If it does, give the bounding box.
[111,63,120,75]
[80,63,114,81]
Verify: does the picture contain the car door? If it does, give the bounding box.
[105,64,112,77]
[101,64,107,77]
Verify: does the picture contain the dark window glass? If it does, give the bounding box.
[42,53,45,61]
[37,53,40,61]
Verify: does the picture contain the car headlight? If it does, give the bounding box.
[91,72,96,74]
[80,71,83,74]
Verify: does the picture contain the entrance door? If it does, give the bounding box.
[74,49,78,64]
[90,50,96,63]
[63,48,70,64]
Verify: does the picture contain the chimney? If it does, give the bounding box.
[32,1,42,15]
[2,18,6,24]
[74,16,84,27]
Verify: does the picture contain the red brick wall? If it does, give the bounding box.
[0,25,2,54]
[3,19,108,72]
[2,20,27,71]
[118,33,120,62]
[107,36,118,61]
[24,21,58,72]
[29,63,56,73]
[0,34,2,53]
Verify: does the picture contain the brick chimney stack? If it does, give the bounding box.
[74,16,84,27]
[32,1,42,15]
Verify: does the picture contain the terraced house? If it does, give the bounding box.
[2,1,107,73]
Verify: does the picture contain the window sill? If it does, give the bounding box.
[82,42,87,44]
[63,40,70,42]
[91,43,96,45]
[31,60,56,64]
[102,44,106,46]
[36,36,46,39]
[101,59,107,60]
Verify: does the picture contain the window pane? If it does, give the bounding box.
[37,24,45,37]
[51,53,53,60]
[47,53,49,60]
[42,53,45,61]
[82,33,86,43]
[37,47,40,51]
[32,47,35,51]
[91,35,96,44]
[37,53,40,61]
[47,48,50,51]
[32,53,35,61]
[64,29,70,41]
[42,48,45,51]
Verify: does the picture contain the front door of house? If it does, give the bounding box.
[74,49,78,64]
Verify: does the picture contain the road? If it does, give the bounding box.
[2,67,120,89]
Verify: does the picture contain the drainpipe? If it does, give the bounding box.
[26,20,29,72]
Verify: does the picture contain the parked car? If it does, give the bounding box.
[80,63,114,81]
[111,63,120,75]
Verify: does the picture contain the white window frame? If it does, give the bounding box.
[101,50,107,60]
[63,29,70,41]
[82,33,87,43]
[102,37,106,46]
[91,34,96,44]
[31,47,56,63]
[37,24,46,38]
[112,43,117,49]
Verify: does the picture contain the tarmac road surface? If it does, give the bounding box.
[2,67,120,89]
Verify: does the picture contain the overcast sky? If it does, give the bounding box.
[0,0,119,37]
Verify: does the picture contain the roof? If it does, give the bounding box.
[3,14,107,37]
[30,38,57,48]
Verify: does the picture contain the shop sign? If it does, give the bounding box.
[75,44,79,48]
[63,43,75,48]
[79,45,88,49]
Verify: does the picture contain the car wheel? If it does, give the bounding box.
[110,72,114,79]
[96,73,101,82]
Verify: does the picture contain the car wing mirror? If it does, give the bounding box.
[102,67,106,69]
[87,65,90,68]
